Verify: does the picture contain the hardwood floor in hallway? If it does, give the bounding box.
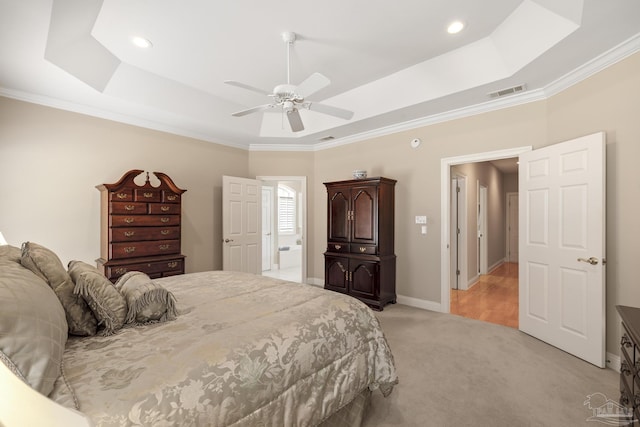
[450,262,518,328]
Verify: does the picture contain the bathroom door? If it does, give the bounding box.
[222,176,261,273]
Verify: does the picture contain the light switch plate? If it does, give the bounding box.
[415,215,427,224]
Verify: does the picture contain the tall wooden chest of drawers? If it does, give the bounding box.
[96,170,187,282]
[617,305,640,425]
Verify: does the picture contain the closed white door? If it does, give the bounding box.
[519,132,605,367]
[222,176,261,273]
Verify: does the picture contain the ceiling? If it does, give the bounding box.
[1,0,639,151]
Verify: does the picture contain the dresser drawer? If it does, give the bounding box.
[110,239,180,259]
[327,242,349,253]
[110,226,180,242]
[110,190,133,201]
[134,189,161,202]
[148,203,181,215]
[110,201,148,214]
[106,257,184,280]
[163,191,181,203]
[351,244,377,255]
[111,214,180,227]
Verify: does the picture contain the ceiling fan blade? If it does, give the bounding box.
[307,102,354,120]
[286,108,304,132]
[297,72,330,98]
[232,104,274,117]
[224,80,272,96]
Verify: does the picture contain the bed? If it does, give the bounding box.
[0,243,398,427]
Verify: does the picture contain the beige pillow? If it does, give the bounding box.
[0,259,68,396]
[0,245,22,263]
[115,271,177,324]
[68,261,127,336]
[20,242,97,336]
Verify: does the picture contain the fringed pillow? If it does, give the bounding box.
[20,242,97,336]
[68,261,127,336]
[115,272,177,324]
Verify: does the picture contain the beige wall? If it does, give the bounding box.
[0,97,248,273]
[1,51,639,357]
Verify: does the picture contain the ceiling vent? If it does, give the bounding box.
[488,84,526,99]
[319,136,335,141]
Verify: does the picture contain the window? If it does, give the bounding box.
[278,185,296,234]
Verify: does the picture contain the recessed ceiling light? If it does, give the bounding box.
[447,21,465,34]
[131,36,153,48]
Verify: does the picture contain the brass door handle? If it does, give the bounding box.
[577,257,599,265]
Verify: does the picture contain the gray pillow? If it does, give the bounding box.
[0,259,68,396]
[20,242,97,336]
[68,261,127,336]
[115,271,177,324]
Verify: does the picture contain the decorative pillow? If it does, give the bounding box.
[68,261,127,336]
[115,271,178,324]
[0,245,22,263]
[0,259,68,396]
[20,242,97,336]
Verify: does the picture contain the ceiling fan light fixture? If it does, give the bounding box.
[447,20,465,34]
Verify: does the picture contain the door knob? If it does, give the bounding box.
[577,257,599,265]
[224,238,234,243]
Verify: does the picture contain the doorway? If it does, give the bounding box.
[441,147,531,324]
[257,176,307,283]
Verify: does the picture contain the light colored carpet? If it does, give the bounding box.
[363,304,618,426]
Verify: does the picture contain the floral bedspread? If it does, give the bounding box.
[50,271,398,426]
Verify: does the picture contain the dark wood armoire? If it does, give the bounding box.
[323,177,396,310]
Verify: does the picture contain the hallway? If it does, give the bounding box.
[450,262,518,328]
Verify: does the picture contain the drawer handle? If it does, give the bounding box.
[160,206,170,212]
[124,205,135,211]
[124,217,134,224]
[161,217,170,223]
[160,229,170,235]
[167,261,178,268]
[116,193,128,199]
[114,267,127,275]
[124,231,135,237]
[159,244,170,250]
[359,246,366,253]
[621,334,632,348]
[167,195,177,201]
[143,192,154,198]
[334,244,341,250]
[124,247,136,254]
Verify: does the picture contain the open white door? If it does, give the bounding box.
[222,176,261,273]
[519,132,606,367]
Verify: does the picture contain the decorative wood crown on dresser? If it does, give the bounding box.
[96,169,187,282]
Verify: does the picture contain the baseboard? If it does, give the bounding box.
[396,294,441,312]
[606,352,620,372]
[306,277,324,287]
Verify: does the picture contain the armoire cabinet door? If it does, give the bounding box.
[325,256,349,293]
[351,185,377,245]
[327,188,350,243]
[349,260,379,300]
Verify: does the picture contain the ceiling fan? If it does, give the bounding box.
[224,32,354,132]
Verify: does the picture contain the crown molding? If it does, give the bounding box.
[310,32,640,152]
[2,33,638,153]
[0,87,248,151]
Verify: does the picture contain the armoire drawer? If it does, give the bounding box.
[110,239,180,259]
